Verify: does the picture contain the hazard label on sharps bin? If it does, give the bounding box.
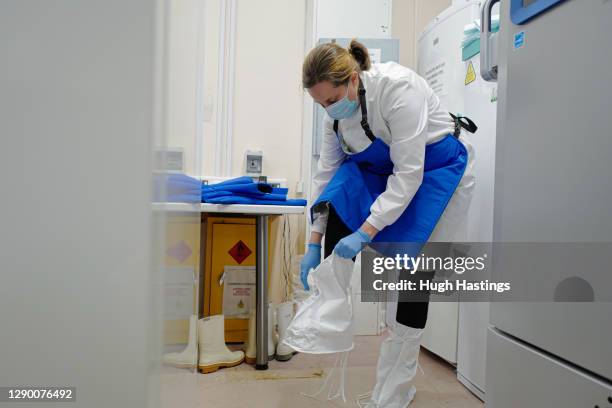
[228,240,252,264]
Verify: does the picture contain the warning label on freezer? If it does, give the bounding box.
[465,61,476,86]
[424,59,448,96]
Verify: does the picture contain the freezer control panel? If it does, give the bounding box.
[511,0,567,24]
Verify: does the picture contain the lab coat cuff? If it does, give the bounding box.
[366,215,387,232]
[310,223,326,234]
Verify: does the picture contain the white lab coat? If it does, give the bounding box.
[310,62,475,241]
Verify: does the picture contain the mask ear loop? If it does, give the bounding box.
[301,351,350,403]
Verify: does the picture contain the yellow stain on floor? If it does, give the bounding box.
[226,369,325,382]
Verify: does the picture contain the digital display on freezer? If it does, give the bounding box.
[511,0,567,25]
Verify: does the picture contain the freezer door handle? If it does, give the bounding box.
[481,0,500,82]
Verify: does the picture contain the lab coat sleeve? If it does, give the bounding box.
[309,117,346,234]
[366,80,428,232]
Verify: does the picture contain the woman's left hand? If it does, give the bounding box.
[334,226,375,259]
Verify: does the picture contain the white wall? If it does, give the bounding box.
[165,0,306,193]
[316,0,392,39]
[232,0,308,301]
[163,0,222,177]
[201,0,222,176]
[232,0,306,191]
[165,0,201,175]
[392,0,452,69]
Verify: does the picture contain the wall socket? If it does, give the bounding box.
[245,150,263,175]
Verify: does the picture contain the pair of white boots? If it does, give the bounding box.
[243,301,296,364]
[162,314,244,374]
[162,302,296,374]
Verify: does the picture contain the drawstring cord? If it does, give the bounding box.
[301,351,350,403]
[355,391,373,408]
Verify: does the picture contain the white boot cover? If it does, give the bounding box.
[356,327,421,408]
[357,283,423,408]
[368,324,422,408]
[282,254,355,354]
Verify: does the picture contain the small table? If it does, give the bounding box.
[154,203,305,370]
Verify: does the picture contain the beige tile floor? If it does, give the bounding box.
[161,335,484,408]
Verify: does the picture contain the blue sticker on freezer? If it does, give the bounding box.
[514,31,525,49]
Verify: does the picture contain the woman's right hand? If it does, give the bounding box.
[300,243,322,290]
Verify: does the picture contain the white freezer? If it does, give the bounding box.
[487,328,612,408]
[485,0,612,405]
[456,46,498,398]
[417,0,481,365]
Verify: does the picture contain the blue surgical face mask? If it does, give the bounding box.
[325,82,358,120]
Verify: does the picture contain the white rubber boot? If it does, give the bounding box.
[275,301,296,361]
[197,315,244,374]
[162,314,198,369]
[244,309,257,364]
[268,303,278,360]
[244,305,276,364]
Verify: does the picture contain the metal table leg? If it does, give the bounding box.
[255,215,269,370]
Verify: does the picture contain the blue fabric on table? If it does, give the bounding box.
[201,176,306,206]
[154,173,202,203]
[154,174,306,206]
[205,195,307,206]
[203,190,290,201]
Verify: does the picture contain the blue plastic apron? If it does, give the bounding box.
[311,80,472,246]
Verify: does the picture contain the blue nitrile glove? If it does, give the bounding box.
[334,228,372,259]
[300,243,322,290]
